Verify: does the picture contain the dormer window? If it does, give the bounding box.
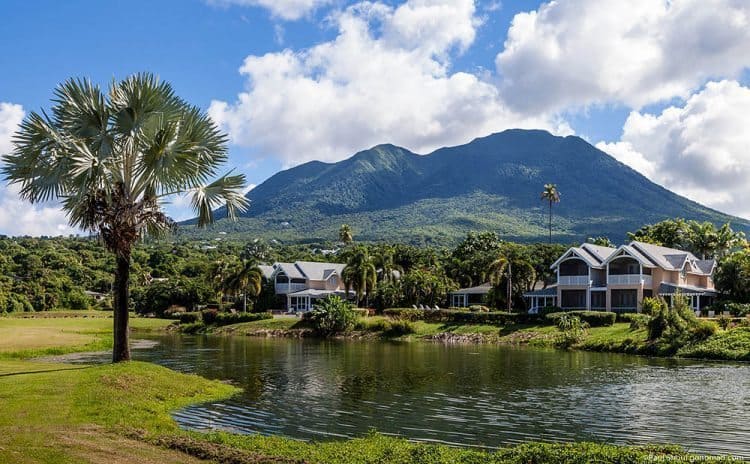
[680,267,687,279]
[330,275,337,286]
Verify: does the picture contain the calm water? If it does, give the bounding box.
[76,335,749,457]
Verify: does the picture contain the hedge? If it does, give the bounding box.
[383,308,525,325]
[200,309,273,326]
[178,312,202,324]
[546,310,616,327]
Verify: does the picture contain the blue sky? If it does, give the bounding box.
[1,0,749,234]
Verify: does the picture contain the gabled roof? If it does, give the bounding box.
[523,285,558,297]
[629,241,715,275]
[273,261,346,281]
[258,265,275,280]
[551,243,617,269]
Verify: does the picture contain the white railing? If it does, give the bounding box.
[608,274,652,286]
[558,275,590,285]
[275,283,307,294]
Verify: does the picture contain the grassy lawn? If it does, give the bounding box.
[0,315,174,359]
[0,315,742,463]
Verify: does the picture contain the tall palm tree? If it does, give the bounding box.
[224,261,263,312]
[209,258,236,309]
[342,247,377,307]
[339,224,353,245]
[541,183,560,244]
[489,255,512,311]
[2,74,248,362]
[373,246,402,283]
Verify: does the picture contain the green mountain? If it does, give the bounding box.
[184,129,749,245]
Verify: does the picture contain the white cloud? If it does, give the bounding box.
[497,0,750,113]
[206,0,332,20]
[209,0,568,166]
[0,103,76,236]
[598,80,750,218]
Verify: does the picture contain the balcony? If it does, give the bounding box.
[558,275,590,286]
[275,283,308,294]
[608,274,652,286]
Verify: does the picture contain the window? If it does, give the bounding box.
[561,290,586,308]
[590,291,606,309]
[611,289,637,309]
[330,275,337,286]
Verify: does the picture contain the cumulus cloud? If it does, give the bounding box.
[209,0,569,166]
[597,80,750,218]
[206,0,332,20]
[0,103,75,236]
[497,0,750,113]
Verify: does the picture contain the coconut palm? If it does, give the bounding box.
[541,183,561,244]
[339,224,353,245]
[342,247,377,306]
[2,74,248,362]
[224,261,263,312]
[373,246,402,283]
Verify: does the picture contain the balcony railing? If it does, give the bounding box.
[608,274,652,286]
[558,275,590,285]
[275,282,308,294]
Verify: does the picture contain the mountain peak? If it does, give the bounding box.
[185,130,748,244]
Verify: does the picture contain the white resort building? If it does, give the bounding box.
[261,261,350,312]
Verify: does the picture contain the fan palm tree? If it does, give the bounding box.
[339,224,353,245]
[540,183,560,244]
[2,74,248,362]
[224,261,263,312]
[342,247,377,307]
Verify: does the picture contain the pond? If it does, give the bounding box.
[75,334,749,457]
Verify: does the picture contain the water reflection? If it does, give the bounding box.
[71,335,749,457]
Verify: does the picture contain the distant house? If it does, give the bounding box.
[524,241,717,313]
[450,283,492,307]
[84,290,108,301]
[268,261,350,312]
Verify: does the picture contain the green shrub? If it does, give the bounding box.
[384,320,416,336]
[715,315,733,330]
[713,302,750,317]
[383,308,523,325]
[178,312,202,324]
[641,297,662,316]
[201,309,219,325]
[214,312,272,326]
[546,311,616,327]
[308,295,357,336]
[620,313,650,330]
[554,314,588,348]
[693,320,719,340]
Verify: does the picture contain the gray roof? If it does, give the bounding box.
[580,243,618,264]
[452,283,492,295]
[288,289,352,298]
[258,265,275,280]
[696,260,716,274]
[274,261,346,281]
[658,283,717,296]
[630,241,704,271]
[523,285,558,297]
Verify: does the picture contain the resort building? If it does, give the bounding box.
[524,241,717,313]
[450,283,492,307]
[265,261,349,312]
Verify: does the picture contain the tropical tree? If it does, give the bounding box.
[224,260,263,312]
[2,74,248,362]
[339,224,353,245]
[489,255,512,311]
[373,245,402,283]
[587,236,614,248]
[342,246,376,306]
[540,183,560,244]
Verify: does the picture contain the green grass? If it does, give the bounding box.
[0,315,175,360]
[677,327,750,361]
[0,315,743,463]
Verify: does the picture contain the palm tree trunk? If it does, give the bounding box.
[507,262,512,312]
[548,200,553,244]
[243,290,248,312]
[113,253,131,363]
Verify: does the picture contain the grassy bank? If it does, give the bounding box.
[0,313,174,359]
[208,315,750,361]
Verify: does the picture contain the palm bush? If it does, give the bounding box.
[308,295,357,336]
